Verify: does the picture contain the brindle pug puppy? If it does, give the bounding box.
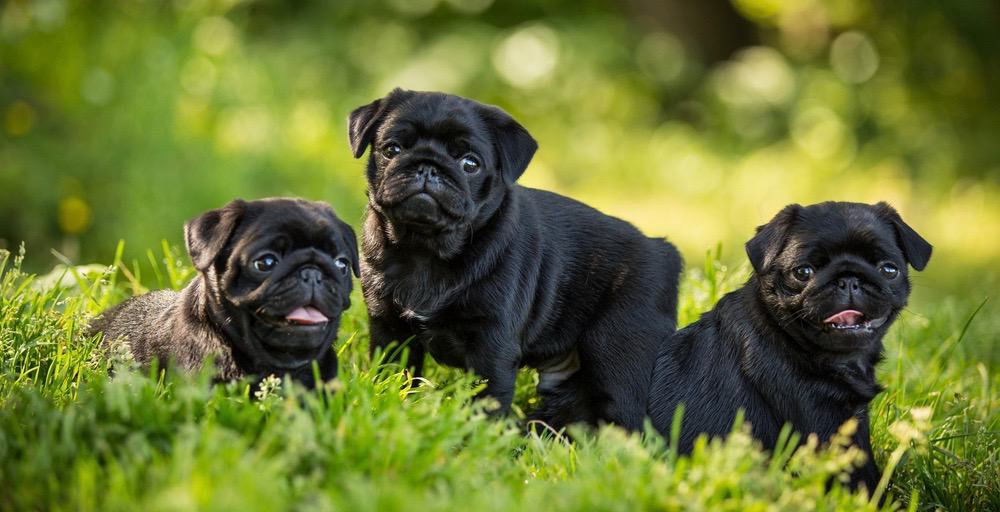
[349,89,682,430]
[647,201,932,491]
[91,198,359,386]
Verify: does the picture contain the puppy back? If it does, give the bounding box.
[90,290,182,364]
[521,186,683,275]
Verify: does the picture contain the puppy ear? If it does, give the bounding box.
[876,202,933,271]
[745,204,802,274]
[347,88,411,159]
[476,104,538,184]
[338,219,361,278]
[184,199,247,272]
[312,202,362,278]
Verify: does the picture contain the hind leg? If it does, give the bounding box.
[530,325,661,432]
[577,322,662,431]
[529,351,599,431]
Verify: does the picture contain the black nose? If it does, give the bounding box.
[415,163,440,182]
[298,266,323,285]
[837,276,861,293]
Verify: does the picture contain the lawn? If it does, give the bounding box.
[1,244,995,511]
[4,1,999,510]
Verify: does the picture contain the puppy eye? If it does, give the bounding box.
[253,254,279,272]
[879,263,899,279]
[334,257,350,274]
[460,154,481,174]
[792,265,814,282]
[381,142,401,159]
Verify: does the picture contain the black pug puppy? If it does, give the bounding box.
[647,201,932,491]
[90,198,360,386]
[348,89,682,430]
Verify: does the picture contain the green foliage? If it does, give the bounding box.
[1,247,996,511]
[871,298,1000,510]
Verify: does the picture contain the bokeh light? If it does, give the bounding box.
[830,31,879,83]
[0,0,997,301]
[492,24,559,89]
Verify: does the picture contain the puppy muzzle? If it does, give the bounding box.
[378,158,470,224]
[808,278,893,338]
[239,259,350,364]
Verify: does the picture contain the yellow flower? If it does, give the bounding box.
[57,196,93,235]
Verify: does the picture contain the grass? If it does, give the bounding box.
[0,243,997,511]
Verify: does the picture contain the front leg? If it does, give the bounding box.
[368,312,424,379]
[464,332,521,415]
[850,411,882,495]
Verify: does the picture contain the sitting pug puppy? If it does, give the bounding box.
[90,198,359,386]
[647,201,932,491]
[348,89,682,430]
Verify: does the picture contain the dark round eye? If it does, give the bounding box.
[460,154,481,173]
[334,257,350,274]
[879,263,899,279]
[792,265,814,282]
[381,142,401,159]
[253,254,279,272]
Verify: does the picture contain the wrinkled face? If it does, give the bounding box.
[748,202,931,353]
[187,199,359,370]
[348,90,537,257]
[371,99,498,232]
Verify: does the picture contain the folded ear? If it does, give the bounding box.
[337,218,361,278]
[347,88,412,159]
[312,202,361,278]
[875,202,932,271]
[476,104,538,184]
[745,204,802,274]
[184,199,247,272]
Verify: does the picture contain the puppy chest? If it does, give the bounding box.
[382,267,452,318]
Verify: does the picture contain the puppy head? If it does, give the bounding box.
[185,198,359,370]
[745,201,932,352]
[348,89,537,256]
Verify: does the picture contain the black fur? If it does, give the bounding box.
[349,89,683,430]
[648,201,932,492]
[90,198,360,386]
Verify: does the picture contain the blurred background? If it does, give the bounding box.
[2,0,999,304]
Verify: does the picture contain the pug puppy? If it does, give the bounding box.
[90,198,360,386]
[348,89,682,430]
[647,201,932,491]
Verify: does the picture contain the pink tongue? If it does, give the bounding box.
[823,309,864,326]
[285,306,329,325]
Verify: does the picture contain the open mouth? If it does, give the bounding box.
[251,306,335,363]
[822,309,886,332]
[283,306,329,327]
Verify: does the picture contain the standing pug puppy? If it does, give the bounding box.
[90,198,360,386]
[348,89,682,430]
[647,201,932,491]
